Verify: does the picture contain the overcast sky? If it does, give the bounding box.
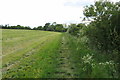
[0,0,118,28]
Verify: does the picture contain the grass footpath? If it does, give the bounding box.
[53,33,93,78]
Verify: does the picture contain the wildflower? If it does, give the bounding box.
[81,54,94,64]
[91,63,95,68]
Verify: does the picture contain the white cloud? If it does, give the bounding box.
[0,0,119,27]
[64,0,94,7]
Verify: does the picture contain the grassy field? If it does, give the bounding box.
[2,29,117,78]
[2,29,63,78]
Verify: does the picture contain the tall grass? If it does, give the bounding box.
[64,33,118,78]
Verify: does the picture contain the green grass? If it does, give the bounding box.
[2,29,117,78]
[2,29,61,67]
[2,29,62,78]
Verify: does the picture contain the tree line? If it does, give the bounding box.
[0,22,67,32]
[0,25,31,30]
[33,22,67,32]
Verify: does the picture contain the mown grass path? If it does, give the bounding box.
[54,36,76,78]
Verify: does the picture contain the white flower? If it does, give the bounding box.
[82,54,94,64]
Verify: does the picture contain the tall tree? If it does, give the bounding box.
[43,23,50,31]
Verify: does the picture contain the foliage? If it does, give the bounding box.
[1,25,31,30]
[66,0,120,77]
[67,23,86,36]
[33,26,43,30]
[82,0,120,77]
[83,0,120,53]
[63,33,118,78]
[43,23,51,31]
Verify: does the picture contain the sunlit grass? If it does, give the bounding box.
[2,29,62,78]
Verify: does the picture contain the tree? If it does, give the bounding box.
[67,24,80,36]
[55,24,64,32]
[43,23,50,31]
[33,27,37,30]
[77,23,86,29]
[37,26,43,30]
[83,0,120,52]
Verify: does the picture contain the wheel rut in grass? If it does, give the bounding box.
[1,40,47,72]
[54,36,76,78]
